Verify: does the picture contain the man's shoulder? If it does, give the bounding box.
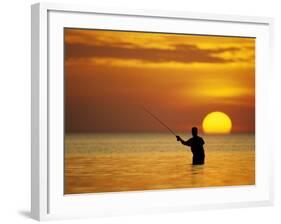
[197,136,205,143]
[193,136,204,142]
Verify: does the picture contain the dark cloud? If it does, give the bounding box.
[65,42,241,64]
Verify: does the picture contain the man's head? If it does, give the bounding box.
[191,127,198,137]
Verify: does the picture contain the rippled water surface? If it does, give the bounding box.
[64,133,255,194]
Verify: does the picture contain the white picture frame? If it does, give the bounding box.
[31,2,275,221]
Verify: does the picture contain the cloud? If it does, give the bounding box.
[65,41,244,64]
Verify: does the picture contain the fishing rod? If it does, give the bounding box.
[142,106,177,137]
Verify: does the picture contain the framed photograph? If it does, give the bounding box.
[31,2,274,221]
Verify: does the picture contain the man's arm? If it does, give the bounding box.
[176,136,188,145]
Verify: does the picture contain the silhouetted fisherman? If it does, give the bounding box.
[176,127,205,165]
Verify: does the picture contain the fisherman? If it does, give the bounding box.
[176,127,205,165]
[141,108,205,165]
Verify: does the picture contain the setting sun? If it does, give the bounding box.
[202,111,232,134]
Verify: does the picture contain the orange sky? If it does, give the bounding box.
[64,28,255,134]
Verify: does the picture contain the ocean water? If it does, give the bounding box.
[64,133,255,194]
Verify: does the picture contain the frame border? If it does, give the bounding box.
[31,2,275,221]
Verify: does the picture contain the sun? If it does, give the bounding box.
[202,111,232,134]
